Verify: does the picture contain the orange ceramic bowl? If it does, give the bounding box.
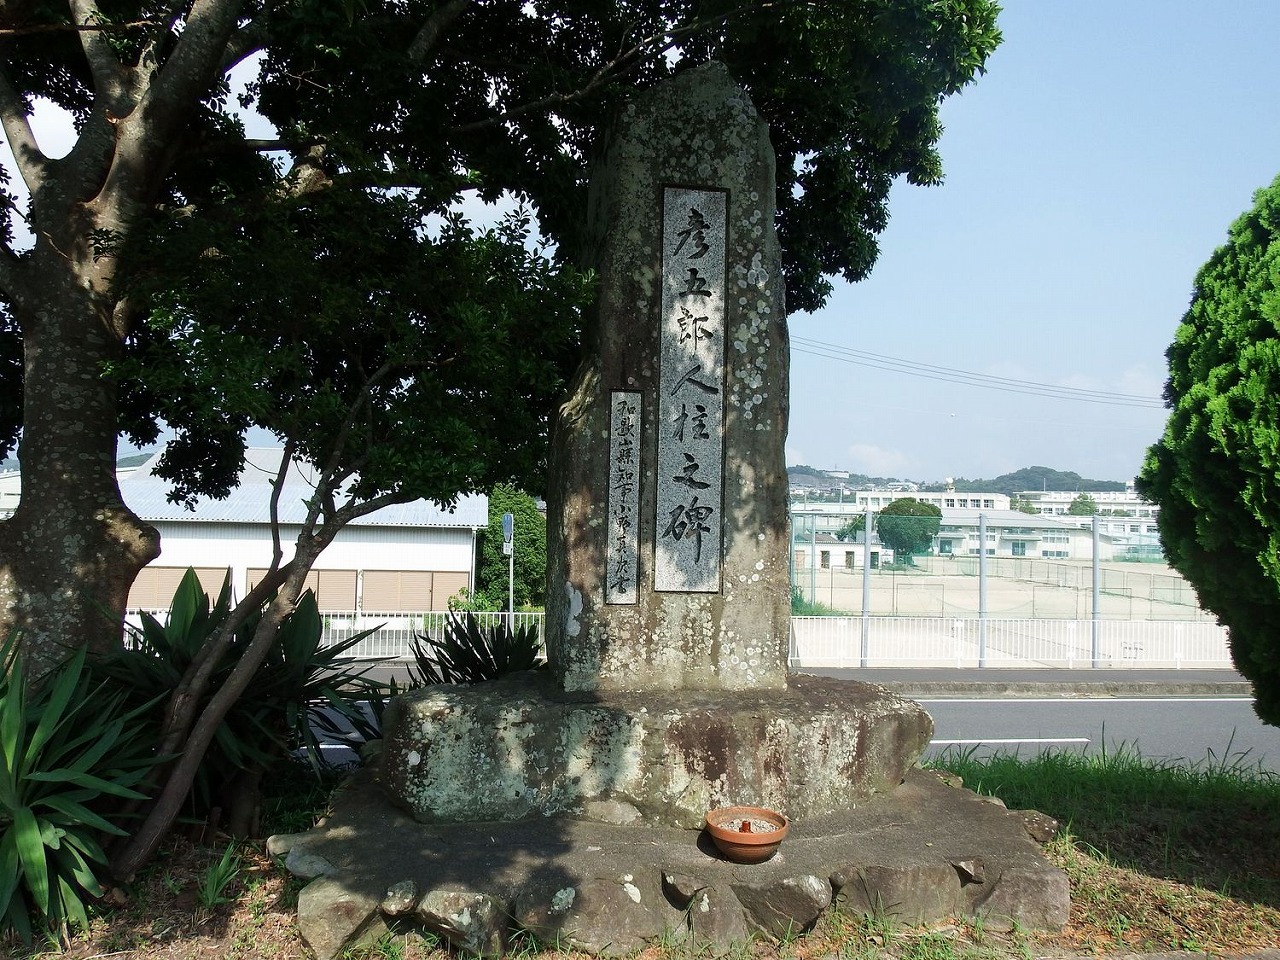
[705,806,789,863]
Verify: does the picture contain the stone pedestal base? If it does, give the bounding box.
[380,673,933,828]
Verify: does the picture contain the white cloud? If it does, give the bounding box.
[845,444,914,478]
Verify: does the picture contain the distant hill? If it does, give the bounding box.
[788,465,886,488]
[919,466,1128,498]
[790,464,1128,497]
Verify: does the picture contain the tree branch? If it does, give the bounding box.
[149,0,245,121]
[406,0,470,64]
[0,65,48,196]
[68,0,127,101]
[220,2,273,73]
[0,17,161,36]
[269,438,293,572]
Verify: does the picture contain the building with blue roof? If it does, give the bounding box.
[0,447,487,611]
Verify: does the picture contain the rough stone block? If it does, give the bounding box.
[417,889,507,957]
[297,877,388,960]
[732,874,831,938]
[966,863,1071,932]
[515,874,678,956]
[381,672,932,827]
[380,879,419,917]
[831,862,963,923]
[685,883,751,954]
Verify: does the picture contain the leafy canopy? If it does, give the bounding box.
[1138,172,1280,725]
[472,486,547,611]
[0,0,1002,492]
[1067,493,1098,516]
[874,497,942,563]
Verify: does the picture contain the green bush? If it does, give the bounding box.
[0,635,159,943]
[92,570,386,822]
[409,612,544,685]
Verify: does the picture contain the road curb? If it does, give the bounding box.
[875,681,1254,698]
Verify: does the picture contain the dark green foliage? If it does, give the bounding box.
[835,516,866,541]
[0,1,1002,492]
[920,467,1128,497]
[874,497,942,564]
[1139,173,1280,725]
[92,570,385,813]
[409,613,544,686]
[473,486,547,610]
[1067,493,1098,516]
[117,199,590,510]
[0,636,159,943]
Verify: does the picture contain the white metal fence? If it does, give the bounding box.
[316,611,546,660]
[125,608,1231,669]
[124,609,546,661]
[788,616,1232,669]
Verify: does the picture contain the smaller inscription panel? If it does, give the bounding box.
[655,187,727,593]
[606,391,642,604]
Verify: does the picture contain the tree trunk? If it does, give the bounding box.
[110,539,324,880]
[0,278,159,676]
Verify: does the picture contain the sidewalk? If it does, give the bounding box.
[357,662,1253,699]
[800,666,1253,698]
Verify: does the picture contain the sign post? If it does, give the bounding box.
[502,512,514,632]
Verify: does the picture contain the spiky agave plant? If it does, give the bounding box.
[0,635,159,943]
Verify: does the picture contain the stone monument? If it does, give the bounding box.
[380,62,933,828]
[544,64,790,693]
[291,64,1070,960]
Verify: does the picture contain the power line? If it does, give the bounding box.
[791,336,1165,409]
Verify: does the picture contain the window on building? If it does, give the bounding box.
[844,552,856,570]
[820,551,830,569]
[1012,542,1026,557]
[945,498,955,507]
[983,499,995,508]
[359,570,468,611]
[129,566,230,609]
[248,567,359,609]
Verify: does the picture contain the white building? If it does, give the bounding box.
[1016,486,1161,557]
[1017,484,1156,519]
[934,509,1112,561]
[792,506,1113,565]
[791,533,886,572]
[2,449,486,611]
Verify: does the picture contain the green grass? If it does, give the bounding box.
[927,739,1280,908]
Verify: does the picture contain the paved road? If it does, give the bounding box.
[918,694,1279,771]
[802,666,1276,771]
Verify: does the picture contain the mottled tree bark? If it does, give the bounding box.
[0,0,245,671]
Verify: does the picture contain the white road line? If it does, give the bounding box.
[930,737,1091,746]
[916,697,1252,705]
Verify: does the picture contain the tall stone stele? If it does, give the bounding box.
[546,62,791,693]
[380,64,932,829]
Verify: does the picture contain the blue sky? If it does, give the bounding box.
[785,1,1280,483]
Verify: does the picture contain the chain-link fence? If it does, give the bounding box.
[789,508,1213,622]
